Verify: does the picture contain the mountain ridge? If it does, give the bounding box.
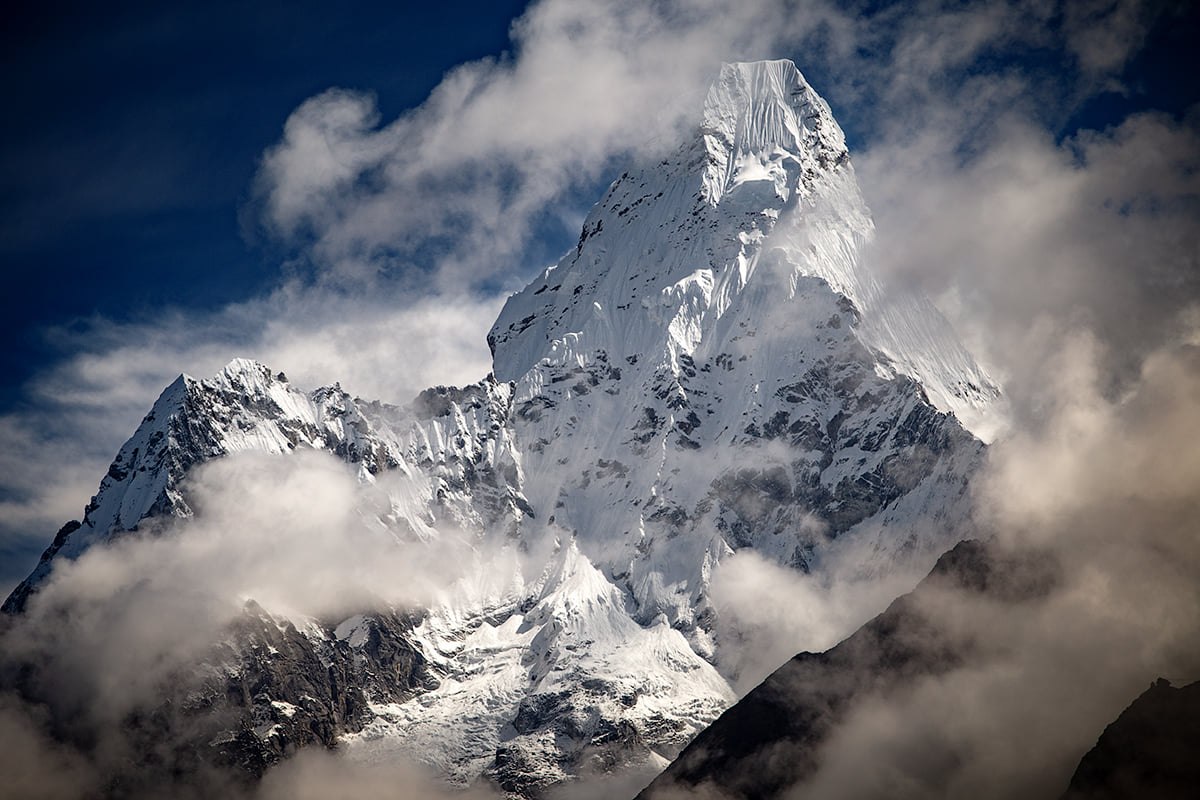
[635,538,1062,800]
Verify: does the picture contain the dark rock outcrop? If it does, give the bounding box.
[1,600,435,798]
[637,539,1059,800]
[1061,677,1200,800]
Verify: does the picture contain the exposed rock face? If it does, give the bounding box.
[0,599,436,798]
[4,60,1000,797]
[172,602,377,784]
[637,540,1059,800]
[1061,678,1200,800]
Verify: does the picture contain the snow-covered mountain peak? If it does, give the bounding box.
[487,60,850,385]
[701,59,847,205]
[489,59,1001,437]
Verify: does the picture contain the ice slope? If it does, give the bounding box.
[490,60,999,431]
[8,60,998,797]
[487,59,992,656]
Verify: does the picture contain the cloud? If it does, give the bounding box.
[255,748,503,800]
[1063,0,1161,77]
[856,110,1200,409]
[708,548,919,694]
[251,0,845,288]
[783,342,1200,799]
[3,449,494,730]
[648,339,1200,800]
[0,446,527,797]
[0,697,506,800]
[0,696,98,800]
[543,761,669,800]
[745,3,1200,795]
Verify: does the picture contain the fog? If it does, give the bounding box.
[782,341,1200,799]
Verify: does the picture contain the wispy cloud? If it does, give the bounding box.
[0,446,525,797]
[779,337,1200,799]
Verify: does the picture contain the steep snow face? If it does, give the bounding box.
[487,59,993,658]
[9,61,999,798]
[490,60,998,432]
[699,59,848,206]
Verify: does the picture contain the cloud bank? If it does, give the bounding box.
[0,448,520,797]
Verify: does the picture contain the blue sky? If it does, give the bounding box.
[1,0,1198,593]
[1,0,532,404]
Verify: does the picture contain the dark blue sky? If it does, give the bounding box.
[1,0,530,407]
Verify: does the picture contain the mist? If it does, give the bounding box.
[709,548,923,695]
[0,446,534,797]
[776,340,1200,799]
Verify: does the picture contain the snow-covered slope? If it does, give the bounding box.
[6,60,998,797]
[3,360,528,613]
[487,59,993,652]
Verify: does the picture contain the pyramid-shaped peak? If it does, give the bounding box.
[703,59,847,169]
[220,357,272,378]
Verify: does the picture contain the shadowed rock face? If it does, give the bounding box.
[1,601,435,798]
[1061,678,1200,800]
[637,539,1060,800]
[196,603,436,780]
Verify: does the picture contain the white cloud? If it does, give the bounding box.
[1064,0,1159,77]
[709,548,918,693]
[783,338,1200,799]
[3,448,496,731]
[856,110,1200,414]
[251,0,842,288]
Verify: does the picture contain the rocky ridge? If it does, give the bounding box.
[636,539,1059,799]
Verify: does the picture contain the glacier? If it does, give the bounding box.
[4,60,1001,797]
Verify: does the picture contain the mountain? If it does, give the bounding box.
[3,60,999,797]
[1061,678,1200,800]
[635,539,1058,800]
